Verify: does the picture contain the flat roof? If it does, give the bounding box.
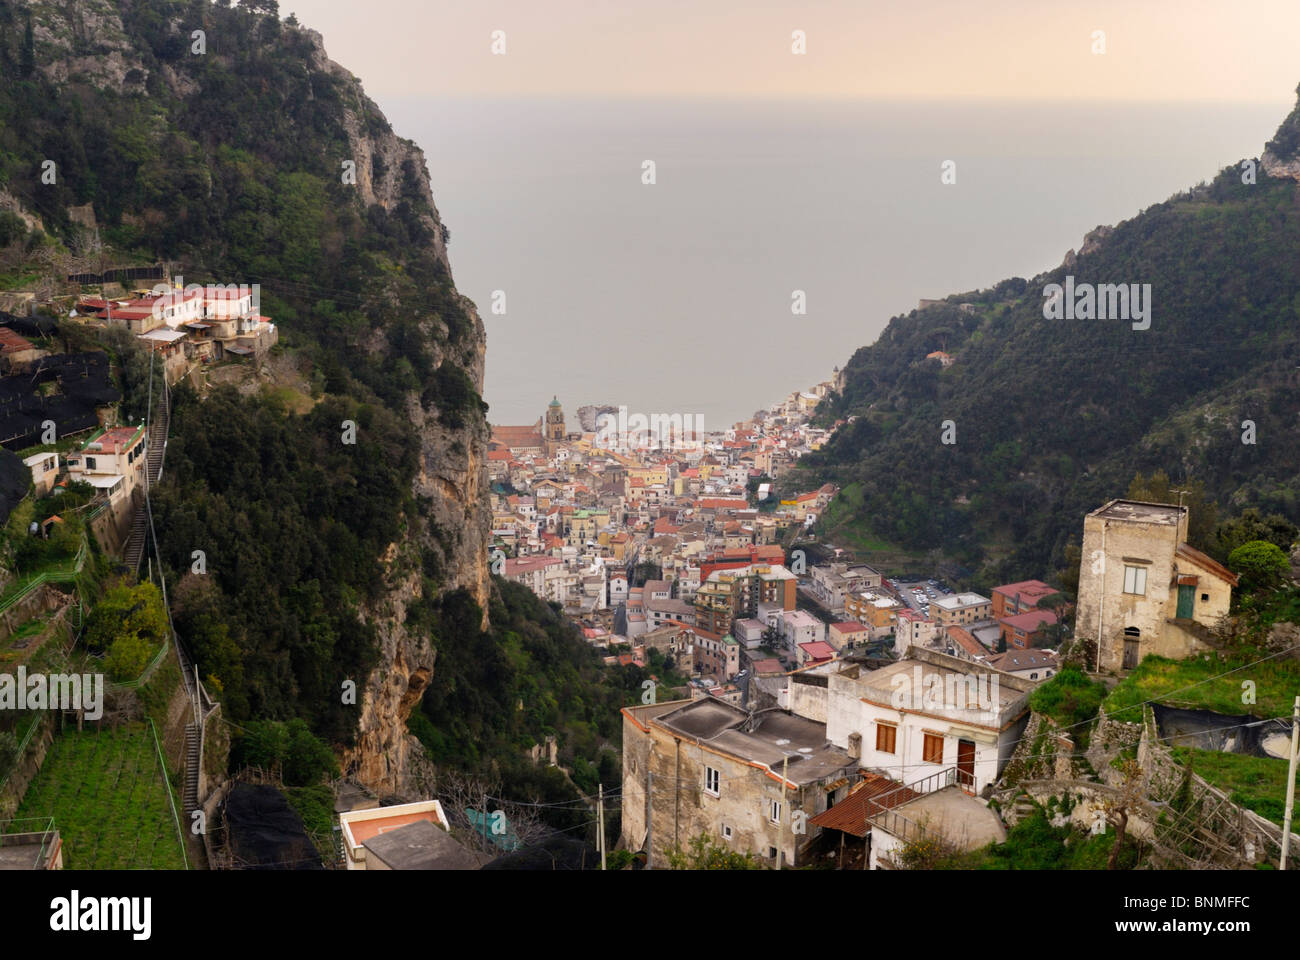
[1090,499,1185,525]
[652,699,854,786]
[81,474,125,489]
[138,327,188,342]
[361,820,479,871]
[877,788,1006,850]
[855,658,1024,711]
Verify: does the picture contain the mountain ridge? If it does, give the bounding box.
[805,85,1300,587]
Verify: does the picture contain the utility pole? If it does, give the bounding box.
[775,753,789,870]
[1281,696,1299,870]
[598,783,606,870]
[645,766,653,870]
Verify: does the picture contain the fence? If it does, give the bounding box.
[0,816,59,869]
[148,718,189,871]
[0,536,89,618]
[863,766,959,845]
[0,712,45,796]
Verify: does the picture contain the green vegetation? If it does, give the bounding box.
[83,580,169,683]
[15,723,186,869]
[1,0,488,765]
[229,718,340,787]
[154,388,417,740]
[1103,653,1300,721]
[1227,540,1291,594]
[801,111,1300,585]
[666,833,765,870]
[905,805,1139,870]
[410,580,626,773]
[1028,666,1107,738]
[283,783,339,864]
[1169,747,1297,827]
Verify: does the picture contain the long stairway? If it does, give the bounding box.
[183,722,201,815]
[122,501,148,571]
[145,384,169,485]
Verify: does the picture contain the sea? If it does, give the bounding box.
[382,96,1287,430]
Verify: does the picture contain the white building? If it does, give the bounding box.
[822,649,1032,795]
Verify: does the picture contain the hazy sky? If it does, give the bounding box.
[282,0,1300,104]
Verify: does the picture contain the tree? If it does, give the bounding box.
[1127,471,1217,550]
[102,634,153,681]
[83,581,168,655]
[1227,540,1290,594]
[1105,757,1146,870]
[20,16,35,78]
[666,833,763,870]
[1211,509,1298,563]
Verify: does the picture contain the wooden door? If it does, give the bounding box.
[1123,637,1140,670]
[957,739,976,792]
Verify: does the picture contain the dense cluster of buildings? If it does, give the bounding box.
[617,496,1243,869]
[490,386,843,690]
[73,278,279,383]
[488,384,1248,871]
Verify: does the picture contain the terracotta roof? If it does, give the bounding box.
[1176,542,1239,587]
[946,625,987,658]
[999,609,1058,632]
[992,580,1057,605]
[490,424,545,450]
[808,774,920,837]
[0,327,35,353]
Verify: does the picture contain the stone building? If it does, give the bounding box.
[1075,500,1237,674]
[620,698,855,867]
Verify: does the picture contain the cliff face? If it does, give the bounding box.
[311,35,492,792]
[14,0,491,793]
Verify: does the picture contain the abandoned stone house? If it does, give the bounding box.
[619,698,855,867]
[1075,499,1237,674]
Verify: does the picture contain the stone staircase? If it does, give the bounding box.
[183,722,201,816]
[145,384,168,485]
[121,499,148,572]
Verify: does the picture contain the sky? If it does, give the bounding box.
[280,0,1300,104]
[266,1,1300,426]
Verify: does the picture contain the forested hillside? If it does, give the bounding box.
[805,86,1300,587]
[0,0,494,785]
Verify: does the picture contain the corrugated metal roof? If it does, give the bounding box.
[808,773,919,837]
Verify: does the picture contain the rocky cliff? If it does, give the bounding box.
[8,0,492,793]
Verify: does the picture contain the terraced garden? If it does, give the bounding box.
[15,722,187,869]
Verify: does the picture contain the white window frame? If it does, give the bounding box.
[769,799,782,824]
[721,824,733,841]
[704,766,720,797]
[1123,565,1147,596]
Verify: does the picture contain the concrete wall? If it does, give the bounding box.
[643,722,822,867]
[1077,512,1181,673]
[789,673,827,723]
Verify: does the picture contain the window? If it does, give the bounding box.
[721,824,733,841]
[1123,565,1147,595]
[769,800,782,824]
[768,846,778,859]
[85,457,97,470]
[704,766,720,797]
[876,722,897,754]
[923,733,944,764]
[1201,593,1209,602]
[1030,672,1039,680]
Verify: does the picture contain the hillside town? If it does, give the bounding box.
[616,496,1271,870]
[489,381,1074,707]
